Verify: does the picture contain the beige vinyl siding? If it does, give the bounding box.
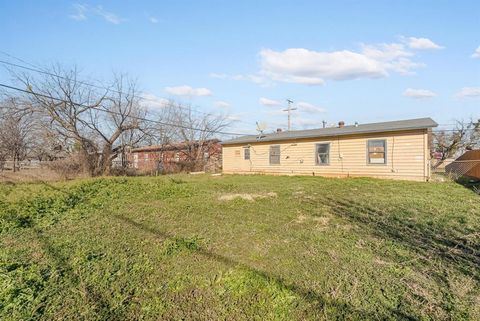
[222,129,429,181]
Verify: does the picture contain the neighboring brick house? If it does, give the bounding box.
[127,139,222,173]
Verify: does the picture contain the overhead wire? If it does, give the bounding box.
[0,83,249,136]
[0,51,254,127]
[1,51,477,135]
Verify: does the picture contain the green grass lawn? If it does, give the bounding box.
[1,175,479,320]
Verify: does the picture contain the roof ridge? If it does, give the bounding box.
[222,117,437,145]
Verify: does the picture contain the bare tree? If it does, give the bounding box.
[166,102,230,171]
[432,119,480,169]
[13,65,148,176]
[0,98,35,172]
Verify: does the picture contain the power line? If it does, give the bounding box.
[0,58,213,117]
[0,52,253,126]
[0,82,249,136]
[0,50,42,70]
[1,51,477,134]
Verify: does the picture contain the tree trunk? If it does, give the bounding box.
[99,144,113,176]
[13,154,17,172]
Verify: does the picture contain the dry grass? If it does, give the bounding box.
[218,192,277,201]
[0,168,63,183]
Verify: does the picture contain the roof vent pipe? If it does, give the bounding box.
[338,121,345,128]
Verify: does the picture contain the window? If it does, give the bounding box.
[244,148,250,160]
[316,143,330,165]
[203,151,209,161]
[367,140,386,164]
[269,145,280,165]
[174,152,180,162]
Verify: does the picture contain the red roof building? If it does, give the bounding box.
[127,139,221,174]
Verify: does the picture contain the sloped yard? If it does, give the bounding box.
[1,175,479,320]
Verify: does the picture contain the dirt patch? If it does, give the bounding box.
[295,214,307,223]
[0,168,84,183]
[218,192,277,201]
[313,216,330,225]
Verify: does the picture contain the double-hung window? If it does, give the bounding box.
[367,140,387,164]
[269,145,280,165]
[244,147,250,160]
[315,143,330,165]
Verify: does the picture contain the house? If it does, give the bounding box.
[127,139,222,173]
[221,118,438,181]
[445,150,480,180]
[431,153,456,172]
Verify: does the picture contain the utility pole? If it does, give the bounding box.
[283,99,297,131]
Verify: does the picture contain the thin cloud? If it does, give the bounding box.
[165,85,212,97]
[403,88,437,99]
[93,5,125,24]
[297,101,326,113]
[226,114,243,121]
[471,46,480,58]
[404,37,444,50]
[69,3,87,21]
[210,72,270,85]
[140,93,170,109]
[209,73,227,79]
[68,4,126,24]
[259,97,282,107]
[149,17,159,24]
[456,87,480,98]
[215,101,230,108]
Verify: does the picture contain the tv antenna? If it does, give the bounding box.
[256,121,267,139]
[283,99,297,131]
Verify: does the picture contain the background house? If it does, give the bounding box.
[127,139,222,174]
[222,118,438,181]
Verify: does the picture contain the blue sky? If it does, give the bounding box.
[1,0,479,135]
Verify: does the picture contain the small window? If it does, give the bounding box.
[203,151,209,160]
[316,143,330,165]
[368,140,386,164]
[244,148,250,160]
[269,145,280,165]
[174,152,180,162]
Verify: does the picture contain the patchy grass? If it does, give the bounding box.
[1,174,479,320]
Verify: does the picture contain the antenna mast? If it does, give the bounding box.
[283,99,297,131]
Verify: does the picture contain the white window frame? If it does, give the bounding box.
[367,139,387,165]
[315,143,330,165]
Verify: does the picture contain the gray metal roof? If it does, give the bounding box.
[222,117,438,145]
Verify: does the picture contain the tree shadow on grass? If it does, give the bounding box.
[315,194,480,283]
[113,214,417,320]
[33,230,135,320]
